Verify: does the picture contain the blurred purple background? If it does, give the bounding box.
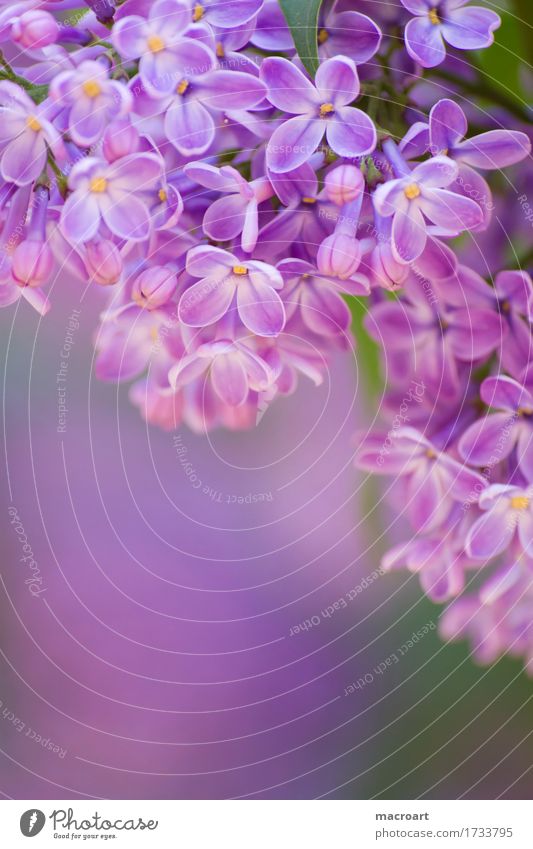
[0,280,531,800]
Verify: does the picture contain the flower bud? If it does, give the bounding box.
[131,266,177,309]
[85,239,122,286]
[11,11,59,50]
[102,118,139,162]
[371,243,409,291]
[12,240,54,287]
[325,165,364,207]
[317,233,362,280]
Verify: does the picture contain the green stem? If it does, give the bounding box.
[431,67,530,124]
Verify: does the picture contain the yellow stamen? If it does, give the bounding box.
[501,300,510,313]
[147,34,165,53]
[158,188,167,202]
[428,8,440,25]
[318,28,329,44]
[404,183,421,200]
[216,42,225,58]
[319,102,335,118]
[518,406,533,416]
[511,496,530,511]
[302,196,317,204]
[90,176,107,193]
[82,80,101,98]
[233,265,248,275]
[192,2,204,21]
[26,115,42,132]
[176,79,189,95]
[426,448,437,459]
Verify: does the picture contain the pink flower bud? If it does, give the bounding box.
[132,266,177,309]
[371,244,409,291]
[12,240,54,287]
[317,233,362,280]
[11,11,59,50]
[325,165,364,207]
[102,118,140,162]
[85,239,123,286]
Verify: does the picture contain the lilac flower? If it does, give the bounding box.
[459,376,533,482]
[178,246,285,337]
[0,82,65,186]
[61,153,162,243]
[169,338,274,407]
[466,483,533,559]
[356,426,486,532]
[429,99,531,170]
[317,6,382,65]
[112,0,215,97]
[448,266,533,378]
[373,153,483,263]
[382,521,474,602]
[132,63,266,157]
[183,162,273,252]
[250,0,293,51]
[278,257,368,337]
[50,60,132,147]
[261,56,376,173]
[401,0,500,68]
[441,563,533,669]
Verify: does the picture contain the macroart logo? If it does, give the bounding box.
[20,809,46,837]
[19,807,159,837]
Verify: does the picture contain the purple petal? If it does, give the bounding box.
[60,193,101,243]
[407,463,448,532]
[326,106,376,158]
[392,204,427,263]
[251,0,293,51]
[458,412,517,466]
[165,98,215,155]
[404,15,446,67]
[260,57,318,114]
[100,192,152,241]
[266,116,324,173]
[455,130,531,169]
[111,15,147,59]
[447,307,502,360]
[186,245,235,277]
[466,502,515,560]
[411,155,458,187]
[481,375,533,412]
[300,284,352,336]
[494,270,532,315]
[442,6,500,50]
[419,187,483,230]
[322,12,382,65]
[204,0,263,27]
[517,428,533,484]
[236,275,285,336]
[197,70,267,110]
[68,98,107,147]
[179,274,235,327]
[429,98,467,153]
[315,56,359,106]
[203,194,247,241]
[108,153,162,191]
[211,354,248,406]
[416,235,457,279]
[1,132,47,186]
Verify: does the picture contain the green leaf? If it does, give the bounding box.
[279,0,323,77]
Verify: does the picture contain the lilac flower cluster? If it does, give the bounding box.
[0,0,531,669]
